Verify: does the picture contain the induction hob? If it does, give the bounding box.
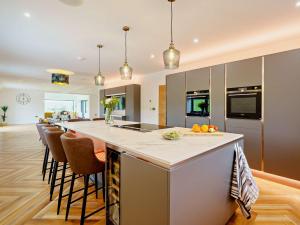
[113,123,170,132]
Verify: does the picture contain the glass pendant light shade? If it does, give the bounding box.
[95,44,105,86]
[120,26,133,80]
[163,43,180,69]
[163,0,180,69]
[95,73,105,86]
[120,62,133,80]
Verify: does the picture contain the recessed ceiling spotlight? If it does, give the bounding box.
[193,38,199,43]
[24,12,31,18]
[150,54,155,59]
[296,1,300,7]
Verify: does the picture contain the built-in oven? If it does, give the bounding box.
[227,85,262,120]
[186,90,210,117]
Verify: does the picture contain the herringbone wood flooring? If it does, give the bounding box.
[0,125,299,225]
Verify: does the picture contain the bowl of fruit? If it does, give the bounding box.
[162,130,182,140]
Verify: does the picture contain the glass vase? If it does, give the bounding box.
[105,109,114,125]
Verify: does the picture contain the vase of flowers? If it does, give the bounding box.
[100,97,119,125]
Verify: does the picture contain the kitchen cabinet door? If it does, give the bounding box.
[166,73,186,127]
[226,57,262,88]
[105,86,126,96]
[186,116,209,128]
[264,49,300,181]
[226,119,262,170]
[125,84,141,122]
[186,67,210,92]
[210,64,225,131]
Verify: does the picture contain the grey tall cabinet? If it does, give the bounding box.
[226,57,263,170]
[264,49,300,180]
[166,72,186,127]
[185,68,210,127]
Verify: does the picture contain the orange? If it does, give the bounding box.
[200,124,209,132]
[192,124,201,132]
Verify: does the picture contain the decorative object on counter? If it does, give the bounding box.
[100,96,119,125]
[163,0,180,69]
[0,106,8,126]
[16,93,31,105]
[95,44,105,86]
[192,124,219,133]
[162,130,182,140]
[120,26,133,80]
[46,69,74,86]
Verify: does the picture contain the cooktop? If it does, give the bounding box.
[113,123,170,133]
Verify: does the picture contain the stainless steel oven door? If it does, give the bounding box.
[227,92,262,119]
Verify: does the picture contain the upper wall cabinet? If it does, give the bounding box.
[226,57,262,88]
[264,49,300,181]
[186,67,210,91]
[105,86,126,96]
[166,72,186,127]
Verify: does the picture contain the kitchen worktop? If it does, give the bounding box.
[58,120,243,169]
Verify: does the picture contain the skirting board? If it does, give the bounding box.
[252,169,300,190]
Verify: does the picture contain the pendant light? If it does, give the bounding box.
[163,0,180,69]
[46,69,74,86]
[120,26,133,80]
[95,44,105,86]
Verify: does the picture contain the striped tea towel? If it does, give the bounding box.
[231,143,259,219]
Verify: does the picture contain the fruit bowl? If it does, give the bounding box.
[162,130,182,140]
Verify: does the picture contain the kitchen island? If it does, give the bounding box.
[59,120,243,225]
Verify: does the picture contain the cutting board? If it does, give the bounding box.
[182,130,223,136]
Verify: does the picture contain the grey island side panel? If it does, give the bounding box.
[169,140,240,225]
[120,139,241,225]
[120,154,169,225]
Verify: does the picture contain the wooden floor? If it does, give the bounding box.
[0,125,299,225]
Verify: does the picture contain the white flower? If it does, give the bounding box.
[105,98,112,104]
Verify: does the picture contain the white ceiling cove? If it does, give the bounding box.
[1,0,300,83]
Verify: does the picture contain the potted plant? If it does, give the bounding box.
[1,106,8,126]
[100,97,119,125]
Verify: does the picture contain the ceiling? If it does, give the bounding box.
[1,0,300,84]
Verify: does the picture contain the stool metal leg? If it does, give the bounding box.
[94,173,98,199]
[42,146,49,180]
[65,172,76,221]
[57,162,67,214]
[42,146,47,174]
[102,171,105,202]
[80,174,90,225]
[50,161,58,201]
[48,158,54,184]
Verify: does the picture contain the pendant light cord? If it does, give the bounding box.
[170,1,173,44]
[125,30,128,63]
[98,46,101,73]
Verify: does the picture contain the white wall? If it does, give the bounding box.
[0,88,44,124]
[0,87,100,124]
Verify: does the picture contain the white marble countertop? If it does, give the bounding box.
[58,120,243,169]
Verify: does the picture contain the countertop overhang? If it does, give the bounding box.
[57,120,243,169]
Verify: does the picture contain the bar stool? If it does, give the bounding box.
[44,129,68,214]
[61,132,105,225]
[36,123,52,177]
[41,126,61,182]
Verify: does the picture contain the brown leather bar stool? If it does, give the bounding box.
[61,132,105,225]
[41,126,61,182]
[36,123,53,178]
[44,129,68,214]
